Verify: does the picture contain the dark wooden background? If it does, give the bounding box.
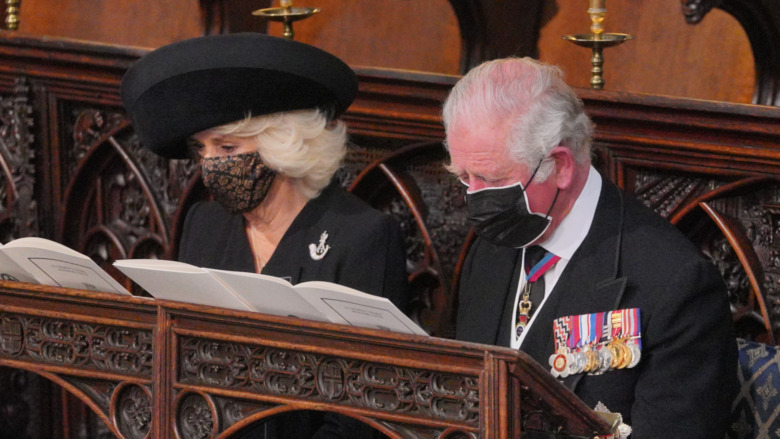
[1,0,780,437]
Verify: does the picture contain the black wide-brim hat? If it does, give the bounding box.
[120,33,358,159]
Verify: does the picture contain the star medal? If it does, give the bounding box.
[549,348,571,378]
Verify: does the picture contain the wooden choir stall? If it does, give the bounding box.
[0,280,614,438]
[2,0,780,437]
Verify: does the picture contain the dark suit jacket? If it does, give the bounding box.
[178,183,408,439]
[456,178,737,438]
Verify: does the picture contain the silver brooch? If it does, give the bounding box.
[308,231,331,260]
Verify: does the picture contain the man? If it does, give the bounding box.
[443,57,737,438]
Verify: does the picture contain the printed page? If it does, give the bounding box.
[294,281,428,335]
[114,259,252,311]
[1,237,129,294]
[207,269,327,323]
[0,250,38,284]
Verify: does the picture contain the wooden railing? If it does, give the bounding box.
[0,280,613,439]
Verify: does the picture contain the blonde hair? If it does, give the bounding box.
[208,109,347,199]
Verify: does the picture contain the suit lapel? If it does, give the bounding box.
[457,241,521,346]
[520,181,627,391]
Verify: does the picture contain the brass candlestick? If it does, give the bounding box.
[5,0,21,30]
[563,1,632,89]
[253,0,320,41]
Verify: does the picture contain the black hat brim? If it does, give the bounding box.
[121,33,357,159]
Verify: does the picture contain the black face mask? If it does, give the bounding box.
[465,162,559,248]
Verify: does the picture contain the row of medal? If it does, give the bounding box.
[548,308,642,378]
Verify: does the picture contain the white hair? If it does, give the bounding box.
[208,109,347,199]
[442,57,593,181]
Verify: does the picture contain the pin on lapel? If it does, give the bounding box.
[309,231,331,260]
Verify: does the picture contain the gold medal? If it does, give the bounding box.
[608,341,623,369]
[584,348,599,373]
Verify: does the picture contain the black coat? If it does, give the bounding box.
[456,179,738,438]
[178,184,408,439]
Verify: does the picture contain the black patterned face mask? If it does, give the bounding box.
[200,152,277,214]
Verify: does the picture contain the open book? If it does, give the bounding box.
[113,259,427,335]
[0,237,130,295]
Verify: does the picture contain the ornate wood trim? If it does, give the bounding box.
[682,0,780,106]
[0,281,612,438]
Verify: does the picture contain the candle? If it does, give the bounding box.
[589,0,605,9]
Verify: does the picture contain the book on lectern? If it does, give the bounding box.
[0,237,130,295]
[113,258,427,336]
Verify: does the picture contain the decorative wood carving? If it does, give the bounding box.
[666,176,780,343]
[60,113,201,291]
[177,335,481,426]
[0,282,612,438]
[349,141,471,338]
[113,383,153,439]
[0,312,153,377]
[175,392,216,439]
[682,0,780,105]
[0,76,36,242]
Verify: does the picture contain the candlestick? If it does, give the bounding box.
[5,0,21,30]
[563,1,632,89]
[589,0,605,11]
[253,1,321,41]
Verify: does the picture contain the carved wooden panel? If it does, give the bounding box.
[594,127,780,344]
[176,335,480,428]
[578,87,780,346]
[347,141,471,338]
[58,105,201,291]
[0,282,614,439]
[0,312,153,377]
[0,77,37,242]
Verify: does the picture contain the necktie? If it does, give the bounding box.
[515,246,560,338]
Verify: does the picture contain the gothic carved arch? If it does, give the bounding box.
[670,176,779,343]
[349,141,472,338]
[682,0,780,105]
[59,110,200,290]
[0,77,37,242]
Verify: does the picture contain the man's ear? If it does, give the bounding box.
[550,146,575,190]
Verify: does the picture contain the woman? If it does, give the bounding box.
[121,33,408,438]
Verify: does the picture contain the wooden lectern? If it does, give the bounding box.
[0,280,613,438]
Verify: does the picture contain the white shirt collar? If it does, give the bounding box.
[538,166,602,260]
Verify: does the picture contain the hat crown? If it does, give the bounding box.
[120,33,357,159]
